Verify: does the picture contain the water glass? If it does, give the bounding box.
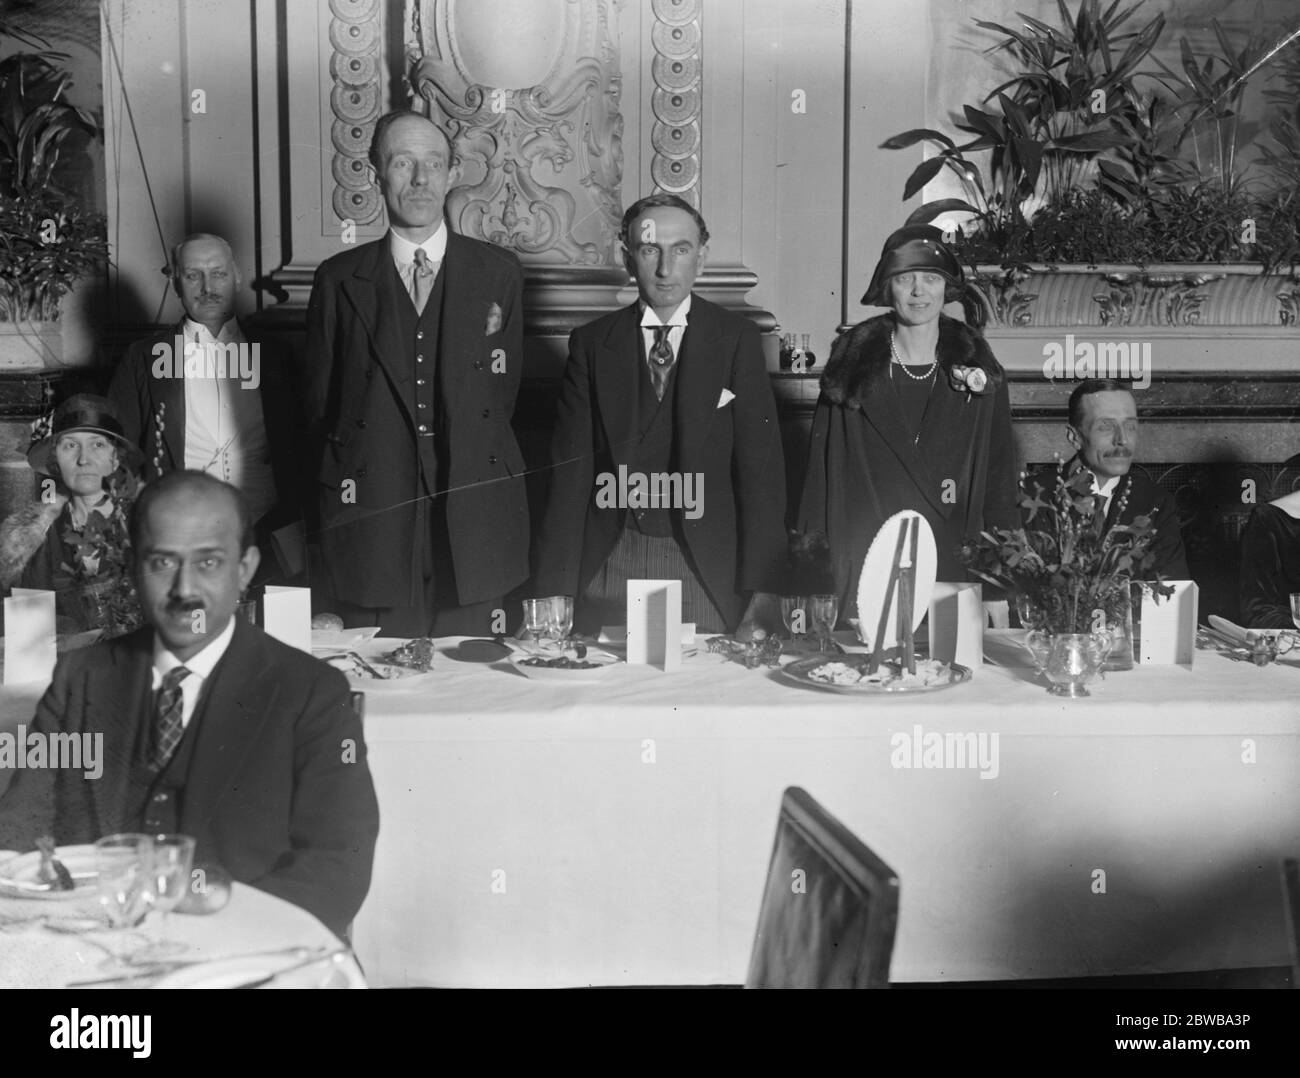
[94,833,154,967]
[521,598,550,644]
[780,596,808,639]
[548,595,574,644]
[1290,593,1300,632]
[134,834,196,961]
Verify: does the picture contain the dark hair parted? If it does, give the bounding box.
[1067,378,1136,429]
[619,194,710,248]
[129,470,256,556]
[367,110,453,171]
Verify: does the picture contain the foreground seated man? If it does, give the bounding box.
[0,470,379,936]
[1024,378,1189,580]
[1238,485,1300,629]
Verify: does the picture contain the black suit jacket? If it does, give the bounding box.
[107,319,308,538]
[1024,455,1190,580]
[531,296,788,628]
[305,232,529,608]
[0,619,379,936]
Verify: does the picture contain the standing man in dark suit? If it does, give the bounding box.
[305,110,528,637]
[0,471,379,936]
[1026,379,1189,579]
[108,233,308,581]
[531,194,787,634]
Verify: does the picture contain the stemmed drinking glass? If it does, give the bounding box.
[780,596,808,643]
[94,833,154,968]
[548,595,574,646]
[807,594,840,653]
[132,834,196,963]
[1290,593,1300,632]
[522,598,551,651]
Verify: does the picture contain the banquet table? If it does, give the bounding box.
[3,632,1298,987]
[0,873,362,989]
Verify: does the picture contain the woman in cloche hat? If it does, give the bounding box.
[0,394,145,637]
[796,224,1019,617]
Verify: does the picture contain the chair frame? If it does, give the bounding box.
[746,785,900,988]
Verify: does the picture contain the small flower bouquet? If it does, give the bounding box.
[959,465,1172,634]
[58,473,144,636]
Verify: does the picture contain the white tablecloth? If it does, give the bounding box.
[5,634,1298,986]
[0,879,359,989]
[342,633,1300,986]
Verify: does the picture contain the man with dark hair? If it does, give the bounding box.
[108,233,308,582]
[531,194,787,633]
[1027,379,1189,579]
[0,471,379,936]
[305,109,528,636]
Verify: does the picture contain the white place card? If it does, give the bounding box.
[626,580,682,671]
[929,582,984,671]
[4,589,56,685]
[261,585,312,653]
[1138,581,1198,665]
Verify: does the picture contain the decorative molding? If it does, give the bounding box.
[649,0,702,207]
[969,265,1300,327]
[407,0,625,265]
[328,0,384,227]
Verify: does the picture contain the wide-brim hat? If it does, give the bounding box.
[27,394,142,476]
[861,224,964,306]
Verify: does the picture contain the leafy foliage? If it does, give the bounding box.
[960,466,1172,635]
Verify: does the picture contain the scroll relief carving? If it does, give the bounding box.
[408,0,625,264]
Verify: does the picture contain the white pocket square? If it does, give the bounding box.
[717,388,736,408]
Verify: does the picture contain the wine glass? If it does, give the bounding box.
[548,595,574,647]
[1290,593,1300,631]
[94,833,154,968]
[780,596,808,641]
[521,598,550,651]
[807,594,840,653]
[132,834,196,963]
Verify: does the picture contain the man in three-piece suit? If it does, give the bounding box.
[0,472,379,936]
[107,233,308,581]
[305,110,528,637]
[1026,378,1189,579]
[531,194,787,634]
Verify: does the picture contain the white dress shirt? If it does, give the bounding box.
[1089,472,1123,519]
[390,224,447,290]
[639,295,691,370]
[181,317,276,523]
[150,616,237,730]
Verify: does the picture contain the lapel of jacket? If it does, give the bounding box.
[340,238,414,415]
[438,231,483,409]
[87,629,154,830]
[592,303,646,470]
[672,296,728,471]
[182,618,276,825]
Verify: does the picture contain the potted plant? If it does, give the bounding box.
[960,466,1172,696]
[0,41,108,369]
[881,0,1300,328]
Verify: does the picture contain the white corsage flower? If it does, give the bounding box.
[950,365,988,397]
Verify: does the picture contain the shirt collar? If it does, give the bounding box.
[390,223,447,266]
[640,295,692,328]
[152,615,237,684]
[183,317,244,345]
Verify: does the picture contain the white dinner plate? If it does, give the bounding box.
[310,627,381,651]
[507,651,620,681]
[154,952,364,989]
[0,844,99,900]
[320,649,435,688]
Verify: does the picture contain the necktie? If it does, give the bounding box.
[408,248,436,315]
[153,666,191,770]
[648,325,675,401]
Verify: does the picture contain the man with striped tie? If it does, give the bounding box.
[0,471,379,937]
[531,194,788,635]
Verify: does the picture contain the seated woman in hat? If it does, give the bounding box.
[797,224,1019,618]
[0,394,145,637]
[1238,457,1300,629]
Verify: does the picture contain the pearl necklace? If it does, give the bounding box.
[890,330,938,380]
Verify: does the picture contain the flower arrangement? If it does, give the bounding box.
[959,464,1173,634]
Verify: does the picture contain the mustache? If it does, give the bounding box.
[165,598,205,615]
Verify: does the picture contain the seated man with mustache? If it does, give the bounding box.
[1024,378,1189,580]
[0,471,379,937]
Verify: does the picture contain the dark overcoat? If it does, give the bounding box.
[797,313,1019,613]
[304,232,528,608]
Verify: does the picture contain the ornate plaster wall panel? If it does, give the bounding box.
[406,0,626,266]
[328,0,385,228]
[648,0,702,207]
